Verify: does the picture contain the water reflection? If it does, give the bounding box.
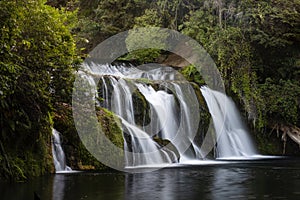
[125,170,181,200]
[210,168,253,199]
[124,162,300,200]
[52,175,66,200]
[51,173,125,200]
[1,160,300,200]
[125,167,219,200]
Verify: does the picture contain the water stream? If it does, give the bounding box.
[80,61,259,167]
[52,129,72,172]
[6,62,297,199]
[201,86,258,158]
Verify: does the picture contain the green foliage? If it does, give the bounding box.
[181,0,300,135]
[122,27,170,64]
[134,9,164,27]
[120,49,163,64]
[242,0,300,48]
[75,0,146,52]
[260,79,300,125]
[1,0,299,180]
[0,0,78,180]
[95,0,140,34]
[180,64,205,85]
[180,9,216,46]
[120,8,165,64]
[74,0,300,153]
[243,0,300,130]
[53,103,123,170]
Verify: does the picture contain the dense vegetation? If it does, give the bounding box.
[0,0,79,181]
[0,0,299,180]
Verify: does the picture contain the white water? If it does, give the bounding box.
[122,119,177,166]
[171,83,204,161]
[135,84,179,141]
[83,61,184,81]
[106,79,180,166]
[135,83,204,162]
[81,61,258,167]
[200,86,258,158]
[52,129,72,172]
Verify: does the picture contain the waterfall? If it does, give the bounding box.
[135,83,203,162]
[81,60,258,167]
[122,119,177,166]
[52,129,72,172]
[200,86,258,158]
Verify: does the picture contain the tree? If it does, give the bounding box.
[75,0,146,52]
[0,0,78,180]
[181,0,300,134]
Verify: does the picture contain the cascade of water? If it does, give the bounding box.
[171,83,203,161]
[81,61,259,167]
[122,119,177,166]
[135,83,179,141]
[109,78,136,124]
[100,76,109,108]
[200,86,258,158]
[136,83,203,161]
[52,129,72,172]
[106,78,179,166]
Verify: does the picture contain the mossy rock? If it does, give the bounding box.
[132,89,151,126]
[54,103,124,171]
[96,107,124,149]
[97,75,115,107]
[153,136,180,161]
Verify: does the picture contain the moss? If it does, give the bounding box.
[135,78,153,85]
[132,89,151,126]
[97,76,115,107]
[96,107,124,149]
[53,102,124,171]
[190,83,211,134]
[179,64,206,86]
[53,102,105,170]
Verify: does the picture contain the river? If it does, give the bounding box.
[1,158,300,199]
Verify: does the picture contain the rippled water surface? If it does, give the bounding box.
[1,158,300,200]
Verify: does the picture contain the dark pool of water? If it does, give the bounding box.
[1,158,300,200]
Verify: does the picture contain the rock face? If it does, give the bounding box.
[54,103,123,170]
[160,52,190,68]
[157,42,199,68]
[53,61,212,170]
[92,61,213,165]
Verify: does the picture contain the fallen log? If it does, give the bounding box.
[273,124,300,154]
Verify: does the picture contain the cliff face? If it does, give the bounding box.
[53,72,212,170]
[53,103,124,171]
